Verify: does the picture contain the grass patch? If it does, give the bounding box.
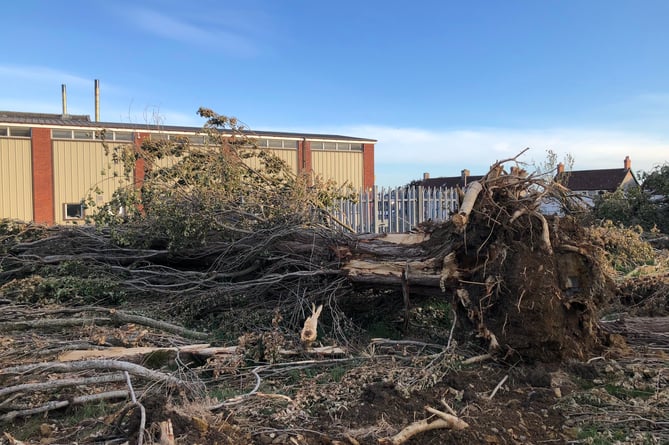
[603,383,655,400]
[577,424,630,444]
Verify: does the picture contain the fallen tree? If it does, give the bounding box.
[1,149,617,362]
[340,153,614,361]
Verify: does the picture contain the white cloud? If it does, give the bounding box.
[334,125,669,186]
[119,6,258,55]
[0,65,90,87]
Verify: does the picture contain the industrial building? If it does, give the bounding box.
[0,110,375,225]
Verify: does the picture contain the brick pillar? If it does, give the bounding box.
[133,132,149,215]
[31,127,54,224]
[298,139,313,184]
[363,143,375,190]
[133,132,149,188]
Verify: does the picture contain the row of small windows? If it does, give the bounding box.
[52,129,134,141]
[5,128,364,152]
[0,127,31,137]
[254,139,298,149]
[311,141,363,151]
[150,133,207,145]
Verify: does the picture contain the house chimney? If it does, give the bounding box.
[61,84,67,116]
[624,156,631,170]
[94,79,100,122]
[557,162,565,174]
[423,172,430,180]
[461,169,470,186]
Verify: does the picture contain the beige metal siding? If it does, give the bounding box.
[243,148,298,174]
[312,151,363,189]
[150,147,297,175]
[52,140,130,224]
[0,138,33,221]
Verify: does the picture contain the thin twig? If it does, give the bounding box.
[210,365,263,409]
[488,374,509,400]
[446,309,457,350]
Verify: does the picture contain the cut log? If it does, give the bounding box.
[301,303,323,348]
[57,344,346,362]
[342,258,443,288]
[451,181,483,230]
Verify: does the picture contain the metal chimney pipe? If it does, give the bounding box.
[61,84,67,116]
[94,79,100,122]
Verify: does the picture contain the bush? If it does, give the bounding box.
[586,221,655,274]
[593,163,669,234]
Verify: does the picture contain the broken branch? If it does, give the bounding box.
[0,360,187,387]
[378,405,468,445]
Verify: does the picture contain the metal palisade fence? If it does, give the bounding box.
[332,185,459,233]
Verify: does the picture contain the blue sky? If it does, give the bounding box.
[1,0,668,185]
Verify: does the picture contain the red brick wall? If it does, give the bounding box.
[298,139,313,184]
[363,143,375,190]
[31,127,54,224]
[133,132,149,188]
[132,132,150,215]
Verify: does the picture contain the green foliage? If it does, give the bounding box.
[327,365,347,383]
[577,424,629,444]
[641,163,669,196]
[0,220,49,255]
[603,383,654,400]
[1,260,126,305]
[86,108,353,250]
[593,163,669,234]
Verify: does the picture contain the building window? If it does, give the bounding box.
[267,139,283,148]
[64,203,84,220]
[256,138,298,149]
[149,133,206,144]
[8,127,31,137]
[101,131,134,142]
[73,130,95,140]
[52,129,73,139]
[150,133,169,141]
[310,141,363,151]
[188,135,206,145]
[114,131,134,142]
